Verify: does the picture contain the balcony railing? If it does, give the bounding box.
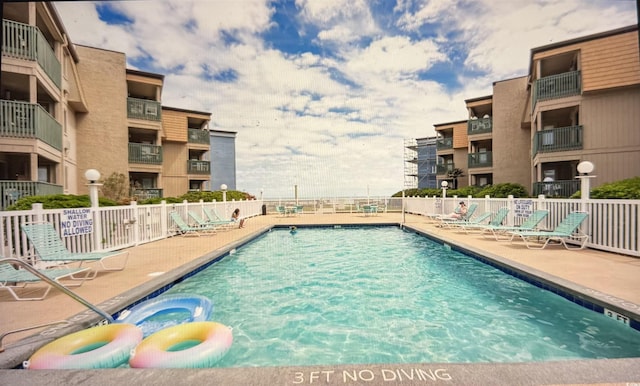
[468,151,493,168]
[128,143,163,164]
[187,160,210,175]
[533,71,581,107]
[0,100,62,150]
[1,181,63,210]
[436,163,455,175]
[436,137,453,150]
[533,125,583,155]
[188,128,210,144]
[127,97,161,121]
[2,19,61,88]
[131,188,163,201]
[532,180,580,198]
[468,117,492,135]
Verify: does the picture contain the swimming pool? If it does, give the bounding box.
[149,226,640,367]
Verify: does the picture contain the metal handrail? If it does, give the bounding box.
[0,257,114,351]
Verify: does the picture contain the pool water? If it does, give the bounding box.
[160,226,640,367]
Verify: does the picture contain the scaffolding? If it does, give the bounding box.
[404,138,418,189]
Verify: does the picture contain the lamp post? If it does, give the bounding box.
[576,161,595,201]
[441,180,448,215]
[220,184,227,202]
[84,169,102,251]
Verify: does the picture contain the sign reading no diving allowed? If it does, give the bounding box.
[60,208,93,237]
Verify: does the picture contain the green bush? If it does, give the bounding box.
[393,183,527,198]
[571,177,640,199]
[476,183,528,198]
[6,194,118,210]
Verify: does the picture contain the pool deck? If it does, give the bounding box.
[1,212,640,385]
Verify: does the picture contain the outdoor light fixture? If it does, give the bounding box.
[84,169,101,184]
[577,161,595,175]
[220,184,228,191]
[441,181,449,189]
[221,184,228,202]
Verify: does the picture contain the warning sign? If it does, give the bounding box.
[60,208,93,237]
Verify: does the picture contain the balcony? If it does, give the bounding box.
[532,180,580,198]
[131,188,163,201]
[533,71,581,107]
[468,117,492,135]
[1,181,63,210]
[468,151,492,168]
[436,163,455,175]
[128,143,162,164]
[187,160,210,175]
[0,100,62,150]
[127,97,161,121]
[436,137,453,150]
[2,19,61,88]
[533,125,583,155]
[188,128,210,144]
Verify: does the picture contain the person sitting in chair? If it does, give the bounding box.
[447,201,468,220]
[231,208,245,228]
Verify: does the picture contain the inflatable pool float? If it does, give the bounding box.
[129,321,233,368]
[25,323,142,369]
[116,294,212,336]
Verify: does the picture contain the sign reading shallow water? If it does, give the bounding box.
[61,208,93,237]
[292,367,452,383]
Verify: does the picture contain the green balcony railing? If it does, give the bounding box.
[128,143,163,164]
[131,188,163,201]
[0,100,62,150]
[127,97,161,121]
[532,180,580,198]
[188,128,210,144]
[533,125,583,155]
[468,151,493,168]
[533,71,581,107]
[436,163,455,175]
[436,137,453,150]
[1,181,63,210]
[468,117,492,135]
[2,19,61,88]
[187,160,210,174]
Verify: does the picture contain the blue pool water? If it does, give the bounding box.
[157,226,640,367]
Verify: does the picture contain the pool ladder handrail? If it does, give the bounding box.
[0,257,114,352]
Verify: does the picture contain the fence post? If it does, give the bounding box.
[161,200,168,236]
[507,195,514,226]
[538,195,548,230]
[130,201,140,246]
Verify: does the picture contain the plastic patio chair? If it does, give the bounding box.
[169,212,216,237]
[508,211,589,249]
[457,207,509,233]
[20,223,129,277]
[0,259,91,301]
[480,210,549,241]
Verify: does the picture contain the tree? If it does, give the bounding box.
[100,172,129,202]
[447,168,464,189]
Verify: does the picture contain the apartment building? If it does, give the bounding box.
[429,24,640,196]
[404,137,438,190]
[1,2,78,209]
[1,2,236,208]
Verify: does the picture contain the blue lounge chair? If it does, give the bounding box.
[1,260,91,301]
[21,223,129,277]
[481,210,549,240]
[202,208,236,230]
[170,212,216,237]
[433,203,478,225]
[457,207,509,233]
[508,211,589,249]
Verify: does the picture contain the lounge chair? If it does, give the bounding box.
[440,211,491,229]
[361,205,378,217]
[0,260,91,301]
[202,208,235,230]
[21,223,129,277]
[508,211,589,249]
[169,211,216,237]
[457,207,509,233]
[481,210,549,240]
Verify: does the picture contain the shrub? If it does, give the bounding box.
[476,183,528,198]
[571,177,640,199]
[5,194,118,210]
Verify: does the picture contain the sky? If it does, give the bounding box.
[53,0,638,199]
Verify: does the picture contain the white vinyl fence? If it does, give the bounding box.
[0,199,263,262]
[1,196,638,260]
[404,195,639,257]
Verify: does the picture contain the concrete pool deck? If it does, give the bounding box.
[1,212,639,385]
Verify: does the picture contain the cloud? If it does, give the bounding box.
[54,0,637,197]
